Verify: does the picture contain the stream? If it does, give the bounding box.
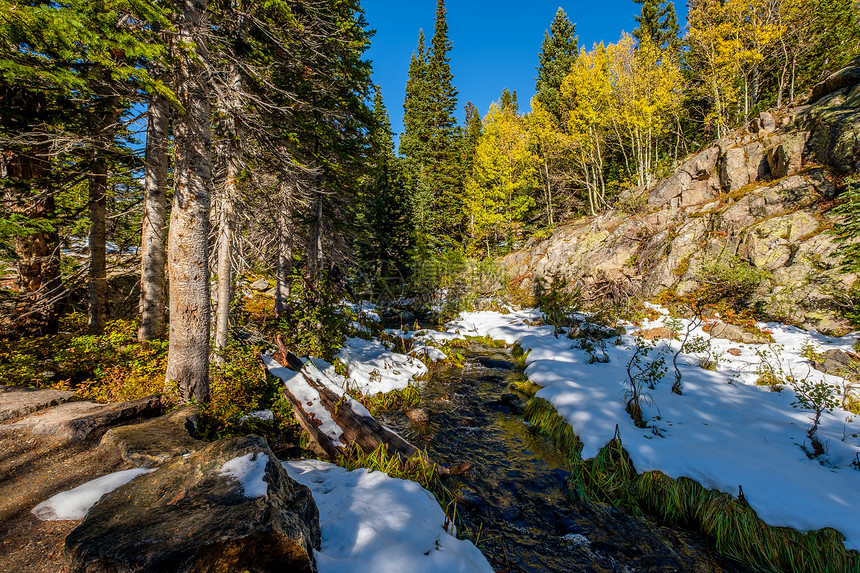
[382,343,752,573]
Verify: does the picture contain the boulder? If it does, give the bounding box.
[809,63,860,103]
[706,321,770,345]
[719,147,750,192]
[66,435,321,573]
[99,405,203,468]
[3,394,161,442]
[648,170,692,207]
[812,349,859,381]
[804,84,860,173]
[249,278,269,291]
[766,133,807,179]
[0,385,74,422]
[679,146,720,181]
[752,112,777,134]
[634,326,674,340]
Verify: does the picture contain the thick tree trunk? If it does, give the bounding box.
[165,0,212,403]
[1,147,61,336]
[87,154,108,335]
[138,89,169,341]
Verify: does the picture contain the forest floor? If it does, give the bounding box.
[0,425,126,573]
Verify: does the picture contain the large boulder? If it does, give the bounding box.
[803,66,860,172]
[65,435,321,573]
[809,62,860,103]
[766,133,808,179]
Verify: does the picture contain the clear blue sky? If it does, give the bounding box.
[362,1,687,142]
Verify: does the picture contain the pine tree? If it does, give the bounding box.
[535,8,578,124]
[363,86,410,282]
[400,31,431,166]
[425,0,462,243]
[633,0,681,52]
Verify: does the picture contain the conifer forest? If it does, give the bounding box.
[3,1,860,572]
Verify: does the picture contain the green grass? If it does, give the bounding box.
[523,396,860,573]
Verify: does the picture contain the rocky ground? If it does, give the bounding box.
[0,387,319,573]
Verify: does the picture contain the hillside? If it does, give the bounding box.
[503,63,860,334]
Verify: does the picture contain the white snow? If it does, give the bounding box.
[262,354,348,447]
[337,337,428,395]
[446,309,860,550]
[31,468,154,520]
[282,459,493,573]
[218,453,270,498]
[240,409,274,422]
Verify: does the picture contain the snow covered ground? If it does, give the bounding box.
[443,307,860,550]
[283,460,493,573]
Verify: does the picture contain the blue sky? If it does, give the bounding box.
[361,1,687,141]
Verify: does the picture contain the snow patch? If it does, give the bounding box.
[32,468,154,520]
[282,459,493,573]
[451,309,860,550]
[218,453,270,498]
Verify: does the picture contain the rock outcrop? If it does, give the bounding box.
[3,394,162,442]
[0,385,74,422]
[99,405,203,467]
[504,64,860,333]
[65,435,321,573]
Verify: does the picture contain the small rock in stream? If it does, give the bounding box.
[405,408,430,423]
[500,393,524,414]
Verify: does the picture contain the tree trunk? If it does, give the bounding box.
[307,186,324,284]
[213,63,242,360]
[165,0,212,403]
[1,146,61,336]
[138,88,169,341]
[87,153,108,335]
[275,183,292,316]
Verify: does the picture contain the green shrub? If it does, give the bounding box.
[276,274,347,361]
[698,255,769,310]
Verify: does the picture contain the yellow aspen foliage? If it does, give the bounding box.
[464,102,537,255]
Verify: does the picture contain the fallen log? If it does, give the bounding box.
[263,339,470,477]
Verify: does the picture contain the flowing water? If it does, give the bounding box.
[382,343,752,573]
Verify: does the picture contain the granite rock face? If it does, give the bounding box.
[66,435,321,573]
[503,65,860,334]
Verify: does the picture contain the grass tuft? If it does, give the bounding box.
[522,396,860,573]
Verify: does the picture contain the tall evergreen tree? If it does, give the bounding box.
[361,86,410,282]
[633,0,681,52]
[535,8,578,124]
[424,0,462,244]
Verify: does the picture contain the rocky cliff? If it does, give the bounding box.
[504,63,860,334]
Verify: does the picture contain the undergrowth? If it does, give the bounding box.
[345,385,421,417]
[523,396,860,573]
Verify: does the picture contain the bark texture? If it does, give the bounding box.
[0,146,61,335]
[165,0,212,403]
[138,88,169,341]
[213,63,241,358]
[274,183,292,316]
[87,154,107,335]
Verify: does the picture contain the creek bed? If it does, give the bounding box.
[382,343,751,573]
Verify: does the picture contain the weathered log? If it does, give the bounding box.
[264,348,470,476]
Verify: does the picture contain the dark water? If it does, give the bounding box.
[383,344,751,573]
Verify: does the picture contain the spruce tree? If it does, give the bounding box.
[363,87,410,282]
[400,31,431,168]
[535,8,578,124]
[425,0,462,244]
[633,0,680,52]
